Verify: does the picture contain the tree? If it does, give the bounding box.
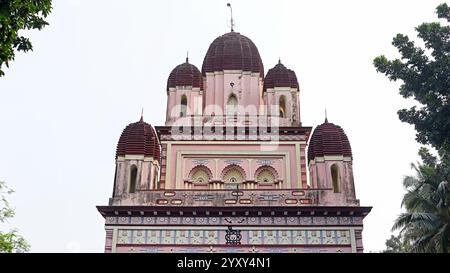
[374,3,450,253]
[0,181,29,253]
[373,3,450,156]
[0,0,52,76]
[382,234,411,253]
[391,154,449,253]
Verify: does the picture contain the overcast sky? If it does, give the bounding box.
[0,0,445,252]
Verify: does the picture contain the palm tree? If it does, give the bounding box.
[392,160,450,253]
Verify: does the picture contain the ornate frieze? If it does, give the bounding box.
[109,189,322,207]
[116,245,351,253]
[105,216,364,226]
[116,228,352,246]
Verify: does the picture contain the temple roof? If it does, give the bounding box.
[263,61,299,92]
[116,117,160,160]
[167,58,203,91]
[308,119,352,162]
[202,31,264,77]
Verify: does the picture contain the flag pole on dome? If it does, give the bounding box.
[227,3,235,32]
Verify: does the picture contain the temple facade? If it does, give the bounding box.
[97,29,371,253]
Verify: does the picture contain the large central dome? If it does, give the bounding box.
[201,32,264,77]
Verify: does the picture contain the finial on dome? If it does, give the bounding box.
[227,3,235,32]
[186,51,189,63]
[324,108,328,123]
[140,108,144,122]
[278,57,281,64]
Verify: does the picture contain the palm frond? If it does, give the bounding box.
[403,175,420,189]
[394,157,449,253]
[437,181,449,201]
[411,231,438,253]
[436,224,449,253]
[401,190,437,212]
[392,213,413,232]
[392,212,439,232]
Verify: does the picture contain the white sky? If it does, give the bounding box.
[0,0,445,252]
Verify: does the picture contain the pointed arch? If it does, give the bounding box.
[129,164,138,193]
[331,164,341,193]
[226,93,238,115]
[180,94,187,117]
[279,95,286,118]
[152,166,159,189]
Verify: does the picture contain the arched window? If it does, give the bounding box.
[129,165,138,193]
[226,93,238,115]
[153,168,158,189]
[331,164,340,193]
[191,169,210,183]
[180,95,187,117]
[256,169,276,183]
[223,167,244,184]
[279,95,286,118]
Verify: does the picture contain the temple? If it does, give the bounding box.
[97,26,371,253]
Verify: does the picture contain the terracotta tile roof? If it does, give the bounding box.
[167,58,203,91]
[307,119,352,162]
[263,61,299,92]
[116,117,160,160]
[202,31,264,77]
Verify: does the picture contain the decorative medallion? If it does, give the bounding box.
[225,226,242,245]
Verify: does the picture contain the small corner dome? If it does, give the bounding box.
[202,31,264,77]
[307,119,352,162]
[263,61,299,92]
[116,117,160,160]
[167,58,203,91]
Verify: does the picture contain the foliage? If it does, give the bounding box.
[373,3,450,156]
[391,150,449,253]
[0,229,29,253]
[0,181,29,253]
[375,3,450,253]
[382,234,411,253]
[0,0,52,76]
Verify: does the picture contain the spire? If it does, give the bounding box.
[324,108,328,123]
[227,3,235,32]
[278,57,281,64]
[140,108,144,122]
[186,51,189,63]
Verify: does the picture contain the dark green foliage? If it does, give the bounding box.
[374,3,450,155]
[391,151,449,253]
[376,3,450,253]
[0,0,52,76]
[382,234,410,253]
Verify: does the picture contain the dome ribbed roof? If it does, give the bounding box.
[116,117,160,160]
[307,119,352,162]
[263,61,299,92]
[202,32,264,77]
[167,58,203,91]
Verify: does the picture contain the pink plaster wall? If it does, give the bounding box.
[165,71,301,127]
[308,159,359,206]
[114,245,353,253]
[164,143,306,189]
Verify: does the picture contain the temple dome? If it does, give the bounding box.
[116,117,160,160]
[167,58,203,91]
[307,119,352,162]
[263,61,299,92]
[202,31,264,77]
